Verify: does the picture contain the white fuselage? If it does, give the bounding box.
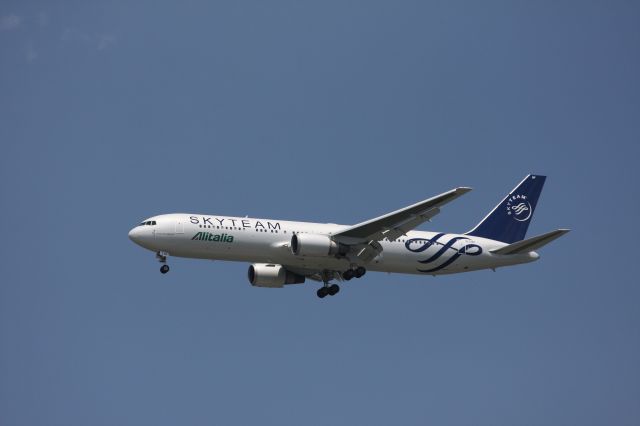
[128,213,539,276]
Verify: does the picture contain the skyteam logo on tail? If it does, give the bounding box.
[506,195,532,222]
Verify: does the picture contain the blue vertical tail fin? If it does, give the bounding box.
[466,174,546,243]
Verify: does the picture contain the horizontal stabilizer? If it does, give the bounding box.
[491,229,570,255]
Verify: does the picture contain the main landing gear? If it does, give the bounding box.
[317,270,341,299]
[157,251,170,274]
[316,267,368,298]
[342,266,366,281]
[317,284,340,299]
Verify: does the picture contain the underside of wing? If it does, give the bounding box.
[283,266,343,282]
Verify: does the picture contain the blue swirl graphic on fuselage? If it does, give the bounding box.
[404,233,482,273]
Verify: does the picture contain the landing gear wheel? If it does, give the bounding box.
[328,284,340,296]
[160,264,170,274]
[355,267,366,278]
[342,270,354,281]
[317,287,329,298]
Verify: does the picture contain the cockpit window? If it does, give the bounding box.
[151,221,156,225]
[139,221,157,226]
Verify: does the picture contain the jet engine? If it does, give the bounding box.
[290,233,348,257]
[247,263,306,288]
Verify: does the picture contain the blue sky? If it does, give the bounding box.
[1,1,639,425]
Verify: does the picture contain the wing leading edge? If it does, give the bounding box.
[333,187,472,244]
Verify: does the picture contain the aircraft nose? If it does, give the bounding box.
[128,227,141,243]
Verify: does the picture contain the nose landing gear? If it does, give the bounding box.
[156,251,170,274]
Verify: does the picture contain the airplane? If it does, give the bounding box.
[128,174,569,299]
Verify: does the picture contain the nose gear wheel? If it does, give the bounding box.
[156,251,170,274]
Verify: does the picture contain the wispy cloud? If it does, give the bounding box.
[37,11,48,27]
[26,42,37,63]
[61,28,117,51]
[97,34,117,50]
[61,27,91,43]
[0,14,21,31]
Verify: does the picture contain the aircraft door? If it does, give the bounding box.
[175,217,184,234]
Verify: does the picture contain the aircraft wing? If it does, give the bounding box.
[333,187,472,245]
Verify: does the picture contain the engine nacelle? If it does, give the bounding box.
[247,263,305,288]
[290,233,347,257]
